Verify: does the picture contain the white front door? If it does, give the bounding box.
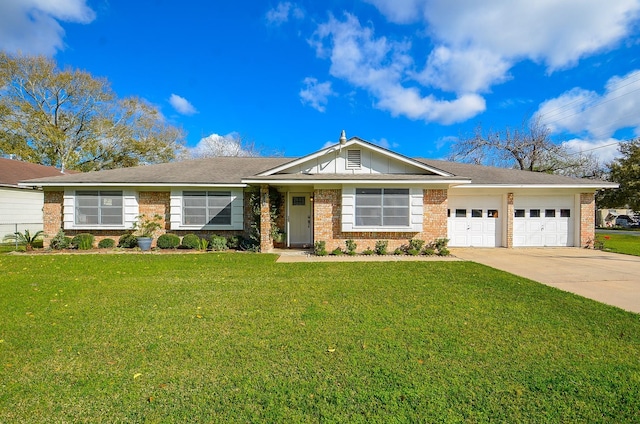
[289,193,312,247]
[448,196,502,247]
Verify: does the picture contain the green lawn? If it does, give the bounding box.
[1,253,639,422]
[599,233,640,256]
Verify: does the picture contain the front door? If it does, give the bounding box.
[289,193,312,247]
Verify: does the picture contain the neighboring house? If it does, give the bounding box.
[597,209,637,228]
[0,158,71,236]
[21,135,618,250]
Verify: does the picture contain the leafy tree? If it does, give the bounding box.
[449,117,602,177]
[0,52,185,172]
[597,139,640,212]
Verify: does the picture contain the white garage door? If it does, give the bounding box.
[513,196,574,247]
[448,196,502,247]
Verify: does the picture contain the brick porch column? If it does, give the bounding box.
[580,192,596,248]
[43,190,64,248]
[506,193,514,248]
[260,185,273,252]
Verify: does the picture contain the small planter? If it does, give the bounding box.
[137,237,153,251]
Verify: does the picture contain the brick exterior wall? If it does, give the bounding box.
[580,192,596,248]
[506,193,514,248]
[43,190,64,248]
[313,188,449,252]
[260,185,273,252]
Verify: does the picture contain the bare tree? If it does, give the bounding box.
[448,116,602,177]
[191,133,281,158]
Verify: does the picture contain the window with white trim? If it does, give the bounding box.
[183,191,232,225]
[75,191,123,225]
[355,188,409,227]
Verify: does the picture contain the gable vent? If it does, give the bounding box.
[347,149,361,169]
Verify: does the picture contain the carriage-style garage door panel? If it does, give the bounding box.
[448,196,502,247]
[513,196,574,247]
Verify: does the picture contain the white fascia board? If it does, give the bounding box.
[453,183,619,189]
[242,178,471,185]
[256,138,454,177]
[19,182,248,188]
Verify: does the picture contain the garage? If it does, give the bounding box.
[448,196,502,247]
[513,196,574,247]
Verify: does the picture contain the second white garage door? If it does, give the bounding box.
[448,196,502,247]
[513,196,574,247]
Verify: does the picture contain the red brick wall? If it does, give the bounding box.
[506,193,514,248]
[313,188,449,252]
[580,192,596,248]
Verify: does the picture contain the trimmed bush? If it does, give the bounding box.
[181,234,201,250]
[71,233,94,250]
[227,235,241,250]
[157,233,180,249]
[209,235,228,251]
[374,240,388,255]
[118,233,138,249]
[50,229,71,250]
[362,247,374,255]
[393,247,404,255]
[98,238,115,249]
[331,247,343,255]
[314,241,327,256]
[408,239,425,251]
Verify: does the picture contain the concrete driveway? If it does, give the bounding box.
[451,248,640,314]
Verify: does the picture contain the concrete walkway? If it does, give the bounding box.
[451,248,640,314]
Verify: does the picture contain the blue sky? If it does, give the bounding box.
[2,0,640,164]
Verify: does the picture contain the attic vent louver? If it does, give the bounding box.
[347,149,361,169]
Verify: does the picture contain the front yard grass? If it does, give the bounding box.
[600,233,640,256]
[1,253,639,422]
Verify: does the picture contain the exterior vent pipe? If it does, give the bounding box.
[339,130,347,144]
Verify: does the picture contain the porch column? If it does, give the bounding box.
[506,193,514,248]
[580,192,595,248]
[260,184,273,252]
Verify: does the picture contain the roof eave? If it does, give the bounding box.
[19,182,248,188]
[241,178,472,185]
[453,183,620,189]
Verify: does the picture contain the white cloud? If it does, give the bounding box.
[168,94,197,116]
[191,133,255,157]
[368,0,640,71]
[299,77,335,112]
[562,138,622,164]
[0,0,95,56]
[372,137,400,150]
[310,13,486,124]
[536,70,640,138]
[265,2,304,26]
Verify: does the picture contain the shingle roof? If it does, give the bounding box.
[21,157,291,185]
[19,155,613,187]
[0,158,71,188]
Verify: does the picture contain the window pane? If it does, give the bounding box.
[530,209,541,218]
[76,191,122,225]
[515,209,525,218]
[560,209,571,217]
[545,209,556,218]
[488,209,498,218]
[472,209,482,218]
[355,188,409,227]
[455,209,466,218]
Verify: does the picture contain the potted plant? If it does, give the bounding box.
[132,214,163,251]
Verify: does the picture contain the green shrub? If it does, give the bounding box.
[433,238,449,251]
[423,247,436,256]
[181,234,201,249]
[345,239,357,254]
[118,233,138,248]
[227,235,241,250]
[331,247,343,255]
[50,229,71,250]
[437,247,450,256]
[407,248,420,256]
[362,247,374,255]
[71,233,94,250]
[97,238,115,249]
[209,235,228,251]
[314,241,327,256]
[157,233,180,249]
[408,239,425,251]
[2,229,44,251]
[374,240,388,255]
[393,247,404,255]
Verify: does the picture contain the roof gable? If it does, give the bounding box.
[257,137,453,177]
